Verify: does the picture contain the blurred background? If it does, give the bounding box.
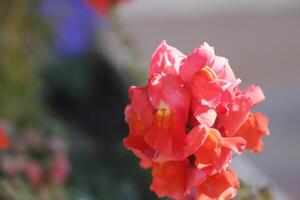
[0,0,299,199]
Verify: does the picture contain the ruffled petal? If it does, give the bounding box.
[242,85,265,107]
[196,168,239,200]
[150,40,185,77]
[215,98,251,137]
[235,112,270,153]
[194,128,237,175]
[210,56,237,85]
[216,85,265,137]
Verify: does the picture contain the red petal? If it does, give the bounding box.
[194,128,233,175]
[235,112,270,153]
[151,160,191,199]
[215,96,252,137]
[123,106,155,161]
[197,168,239,200]
[144,112,208,162]
[145,110,187,161]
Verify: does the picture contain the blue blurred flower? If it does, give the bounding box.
[41,0,105,56]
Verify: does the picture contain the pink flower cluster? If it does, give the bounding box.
[1,131,71,188]
[123,41,270,200]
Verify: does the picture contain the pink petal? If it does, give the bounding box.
[194,106,217,127]
[216,96,252,137]
[179,42,215,82]
[189,67,222,106]
[222,137,247,154]
[150,40,185,77]
[242,85,265,107]
[129,86,155,126]
[184,125,209,157]
[188,167,207,188]
[148,74,191,122]
[210,56,236,84]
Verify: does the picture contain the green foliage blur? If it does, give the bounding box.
[0,0,50,126]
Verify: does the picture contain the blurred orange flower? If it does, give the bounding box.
[86,0,130,16]
[0,125,10,150]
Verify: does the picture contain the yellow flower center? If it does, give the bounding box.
[201,66,217,80]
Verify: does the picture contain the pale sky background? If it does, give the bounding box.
[120,0,300,19]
